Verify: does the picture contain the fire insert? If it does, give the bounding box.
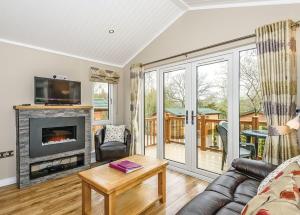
[42,126,77,146]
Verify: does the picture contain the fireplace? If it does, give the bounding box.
[29,117,85,158]
[42,126,77,146]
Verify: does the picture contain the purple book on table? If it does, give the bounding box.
[109,160,143,173]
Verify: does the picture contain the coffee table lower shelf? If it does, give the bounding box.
[114,183,161,215]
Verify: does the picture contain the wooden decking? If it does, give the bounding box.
[0,169,208,215]
[145,144,228,174]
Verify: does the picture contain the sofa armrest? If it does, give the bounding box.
[232,158,277,180]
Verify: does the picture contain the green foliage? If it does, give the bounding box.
[145,89,157,117]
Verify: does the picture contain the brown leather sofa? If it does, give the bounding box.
[177,158,276,215]
[94,127,131,162]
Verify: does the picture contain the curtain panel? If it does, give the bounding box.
[90,67,120,84]
[255,20,299,165]
[130,64,143,155]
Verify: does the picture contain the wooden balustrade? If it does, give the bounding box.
[144,114,267,150]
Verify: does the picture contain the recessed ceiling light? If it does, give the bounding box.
[108,29,115,34]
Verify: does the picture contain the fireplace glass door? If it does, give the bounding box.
[42,126,77,145]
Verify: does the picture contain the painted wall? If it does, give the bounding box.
[0,42,124,181]
[123,4,300,128]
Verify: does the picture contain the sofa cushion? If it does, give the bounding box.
[242,161,300,215]
[177,191,231,215]
[257,155,300,193]
[215,202,245,215]
[232,158,277,181]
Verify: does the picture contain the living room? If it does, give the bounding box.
[0,0,300,214]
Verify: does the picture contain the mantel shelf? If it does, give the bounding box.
[14,105,93,110]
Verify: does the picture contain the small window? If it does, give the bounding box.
[92,83,113,151]
[92,82,110,121]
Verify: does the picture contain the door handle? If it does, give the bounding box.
[185,110,189,124]
[191,110,197,125]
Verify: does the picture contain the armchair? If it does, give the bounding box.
[94,126,131,162]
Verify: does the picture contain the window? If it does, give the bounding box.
[92,82,114,150]
[93,82,110,121]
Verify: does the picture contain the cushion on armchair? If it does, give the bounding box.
[104,125,125,143]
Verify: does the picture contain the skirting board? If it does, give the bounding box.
[0,177,16,187]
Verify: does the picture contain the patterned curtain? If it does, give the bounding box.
[255,20,299,165]
[90,67,120,84]
[130,64,143,155]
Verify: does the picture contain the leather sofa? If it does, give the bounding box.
[177,158,276,215]
[94,127,131,162]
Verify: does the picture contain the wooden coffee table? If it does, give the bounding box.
[78,155,168,215]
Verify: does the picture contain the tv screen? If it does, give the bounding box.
[34,77,81,105]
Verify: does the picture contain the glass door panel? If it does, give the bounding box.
[144,71,157,158]
[239,49,267,160]
[163,68,186,164]
[195,60,229,174]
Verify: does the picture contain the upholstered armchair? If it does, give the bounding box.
[94,126,131,162]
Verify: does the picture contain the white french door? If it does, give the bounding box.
[190,54,236,177]
[143,45,255,179]
[158,63,193,170]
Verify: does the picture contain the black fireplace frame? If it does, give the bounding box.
[29,117,85,158]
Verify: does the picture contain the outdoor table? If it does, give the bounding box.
[241,130,268,158]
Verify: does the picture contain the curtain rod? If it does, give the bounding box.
[143,20,300,67]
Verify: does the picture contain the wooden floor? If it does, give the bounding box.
[0,169,208,215]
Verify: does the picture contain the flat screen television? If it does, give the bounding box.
[34,77,81,105]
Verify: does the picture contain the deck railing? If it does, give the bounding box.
[144,114,267,151]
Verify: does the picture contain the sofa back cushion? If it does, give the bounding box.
[241,161,300,215]
[232,158,276,181]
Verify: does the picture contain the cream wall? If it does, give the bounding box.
[123,4,300,127]
[0,42,124,180]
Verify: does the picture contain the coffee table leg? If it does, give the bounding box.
[105,193,114,215]
[158,167,166,203]
[82,181,91,215]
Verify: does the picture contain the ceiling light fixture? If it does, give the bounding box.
[108,29,115,34]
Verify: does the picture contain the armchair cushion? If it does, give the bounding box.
[104,125,125,143]
[100,142,127,160]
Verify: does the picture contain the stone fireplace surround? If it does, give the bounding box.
[14,105,92,188]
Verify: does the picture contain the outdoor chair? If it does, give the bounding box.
[216,121,256,170]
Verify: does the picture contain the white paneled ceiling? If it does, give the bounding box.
[0,0,299,67]
[0,0,184,67]
[181,0,300,9]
